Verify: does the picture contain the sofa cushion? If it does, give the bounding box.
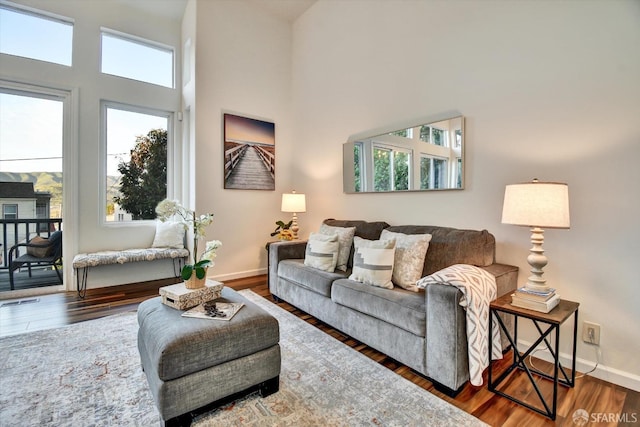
[278,259,349,297]
[385,225,495,276]
[304,232,339,272]
[331,279,426,337]
[318,224,356,271]
[380,229,432,292]
[349,236,396,289]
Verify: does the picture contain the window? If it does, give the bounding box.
[354,142,363,192]
[455,129,462,148]
[420,125,446,146]
[373,145,410,192]
[104,103,170,222]
[101,29,174,88]
[0,4,73,66]
[389,128,412,138]
[3,204,18,219]
[0,88,65,221]
[420,156,448,190]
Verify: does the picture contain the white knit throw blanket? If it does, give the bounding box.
[416,264,503,386]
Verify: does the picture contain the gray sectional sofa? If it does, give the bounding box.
[268,219,518,395]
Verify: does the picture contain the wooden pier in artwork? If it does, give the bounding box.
[224,143,275,190]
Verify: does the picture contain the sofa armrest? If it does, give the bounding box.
[425,284,469,393]
[424,262,518,392]
[480,263,519,298]
[268,240,307,296]
[480,263,519,351]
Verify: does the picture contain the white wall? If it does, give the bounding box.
[186,0,295,281]
[290,0,640,389]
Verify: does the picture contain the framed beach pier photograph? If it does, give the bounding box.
[223,113,276,190]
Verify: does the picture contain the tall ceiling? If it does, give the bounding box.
[112,0,316,23]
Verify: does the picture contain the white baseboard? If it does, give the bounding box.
[517,339,640,392]
[210,268,267,282]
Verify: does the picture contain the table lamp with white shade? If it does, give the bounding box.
[281,191,306,240]
[501,179,570,293]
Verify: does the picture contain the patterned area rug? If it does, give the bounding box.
[0,290,487,427]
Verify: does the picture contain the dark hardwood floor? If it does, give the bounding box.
[0,275,637,426]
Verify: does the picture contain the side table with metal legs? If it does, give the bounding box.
[488,294,579,420]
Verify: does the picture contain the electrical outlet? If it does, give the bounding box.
[582,321,601,345]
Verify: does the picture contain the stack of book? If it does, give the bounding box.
[511,287,560,313]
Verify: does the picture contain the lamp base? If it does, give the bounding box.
[524,227,551,293]
[290,212,299,240]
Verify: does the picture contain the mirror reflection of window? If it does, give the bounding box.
[420,157,431,190]
[420,156,448,189]
[346,115,464,193]
[420,126,446,146]
[373,147,391,191]
[354,142,363,192]
[434,158,447,188]
[373,146,410,192]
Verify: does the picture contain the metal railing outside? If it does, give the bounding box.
[0,218,63,270]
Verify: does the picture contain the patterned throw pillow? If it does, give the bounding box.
[348,236,396,289]
[26,236,51,258]
[152,221,185,249]
[319,224,356,271]
[380,229,432,292]
[304,233,340,272]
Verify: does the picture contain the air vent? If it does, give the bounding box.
[0,298,40,307]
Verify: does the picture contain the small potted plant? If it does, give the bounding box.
[156,199,222,289]
[270,220,294,241]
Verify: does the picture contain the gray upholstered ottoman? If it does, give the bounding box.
[137,287,281,427]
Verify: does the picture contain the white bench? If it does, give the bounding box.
[72,247,189,297]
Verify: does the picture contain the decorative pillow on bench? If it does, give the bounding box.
[348,236,396,289]
[304,233,340,272]
[152,221,185,249]
[380,229,432,292]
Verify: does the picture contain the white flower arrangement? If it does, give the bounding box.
[156,199,221,280]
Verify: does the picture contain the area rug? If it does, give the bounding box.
[0,290,487,427]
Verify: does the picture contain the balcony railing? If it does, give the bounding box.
[1,218,62,269]
[0,218,63,292]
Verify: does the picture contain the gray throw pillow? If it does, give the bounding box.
[304,233,339,272]
[319,224,356,271]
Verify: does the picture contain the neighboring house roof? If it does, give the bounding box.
[0,182,37,198]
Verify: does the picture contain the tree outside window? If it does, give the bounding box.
[373,146,410,192]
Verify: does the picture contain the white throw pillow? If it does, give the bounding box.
[151,221,185,249]
[348,236,396,289]
[304,233,340,272]
[319,224,356,271]
[380,229,432,292]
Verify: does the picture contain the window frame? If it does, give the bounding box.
[420,154,449,190]
[100,100,174,225]
[2,204,18,219]
[371,143,412,192]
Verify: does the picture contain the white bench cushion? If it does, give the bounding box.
[72,248,189,269]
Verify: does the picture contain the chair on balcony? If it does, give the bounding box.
[8,231,63,291]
